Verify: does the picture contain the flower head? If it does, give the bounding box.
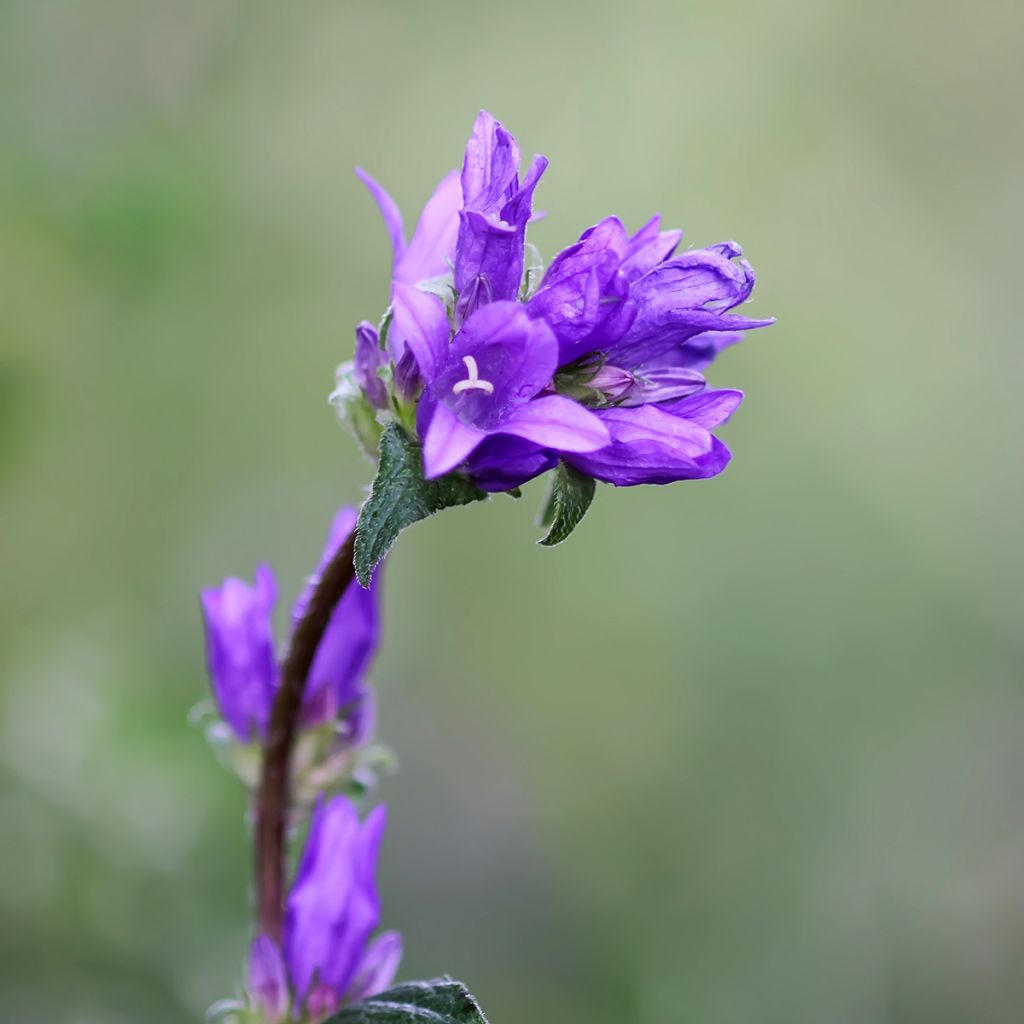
[348,109,773,509]
[199,506,382,773]
[248,796,401,1022]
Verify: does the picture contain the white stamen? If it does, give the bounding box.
[452,355,494,396]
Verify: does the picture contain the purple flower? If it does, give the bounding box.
[349,110,773,497]
[293,506,382,728]
[353,322,389,411]
[604,241,772,367]
[248,797,401,1021]
[200,506,381,743]
[200,565,277,743]
[527,216,636,364]
[392,289,609,479]
[455,110,547,320]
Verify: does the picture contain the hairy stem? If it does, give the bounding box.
[254,529,357,942]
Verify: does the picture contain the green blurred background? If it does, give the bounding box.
[2,2,1022,1021]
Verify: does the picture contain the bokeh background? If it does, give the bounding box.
[2,2,1022,1022]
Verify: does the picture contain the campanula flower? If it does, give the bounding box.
[247,797,401,1022]
[200,506,381,745]
[455,110,547,320]
[349,109,773,497]
[392,290,609,479]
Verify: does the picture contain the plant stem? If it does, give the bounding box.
[254,529,357,942]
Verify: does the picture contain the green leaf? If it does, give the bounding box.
[355,423,487,586]
[538,462,596,546]
[327,977,489,1024]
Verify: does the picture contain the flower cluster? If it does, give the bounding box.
[246,797,401,1022]
[199,505,385,799]
[201,508,399,1022]
[336,110,772,494]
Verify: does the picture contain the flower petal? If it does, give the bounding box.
[620,214,682,282]
[247,937,289,1023]
[395,170,461,285]
[463,435,557,492]
[353,322,388,410]
[433,303,559,432]
[344,931,403,1003]
[461,110,520,213]
[200,564,278,742]
[284,799,388,1004]
[659,388,744,427]
[423,401,487,479]
[355,168,405,265]
[498,394,609,453]
[566,404,731,485]
[391,283,451,382]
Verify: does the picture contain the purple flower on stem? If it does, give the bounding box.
[200,506,381,744]
[455,111,548,320]
[349,109,774,500]
[392,287,609,479]
[248,796,401,1021]
[200,565,278,744]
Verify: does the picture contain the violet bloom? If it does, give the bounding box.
[350,109,773,494]
[392,287,608,479]
[455,110,547,319]
[248,796,401,1022]
[200,506,381,743]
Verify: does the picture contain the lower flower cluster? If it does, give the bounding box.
[200,506,399,1022]
[335,110,772,500]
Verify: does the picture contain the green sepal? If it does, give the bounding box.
[326,978,489,1024]
[538,462,596,546]
[330,364,384,461]
[354,423,487,586]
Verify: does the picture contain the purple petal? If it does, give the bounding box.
[305,984,339,1022]
[608,311,774,368]
[620,365,706,406]
[659,388,744,427]
[665,330,744,372]
[454,155,546,310]
[391,283,451,382]
[499,394,609,453]
[247,937,289,1023]
[395,170,462,285]
[431,303,558,432]
[610,242,772,364]
[344,931,403,1003]
[353,322,388,411]
[461,110,520,214]
[620,214,683,282]
[463,435,558,492]
[454,211,518,303]
[284,798,388,1004]
[422,401,486,479]
[200,564,278,743]
[527,216,633,362]
[292,506,380,723]
[566,404,731,485]
[355,168,405,265]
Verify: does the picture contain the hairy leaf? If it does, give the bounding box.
[355,423,487,585]
[538,462,596,546]
[328,977,489,1024]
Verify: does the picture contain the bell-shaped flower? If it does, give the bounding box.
[454,110,547,319]
[392,288,609,479]
[247,797,401,1022]
[200,507,382,748]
